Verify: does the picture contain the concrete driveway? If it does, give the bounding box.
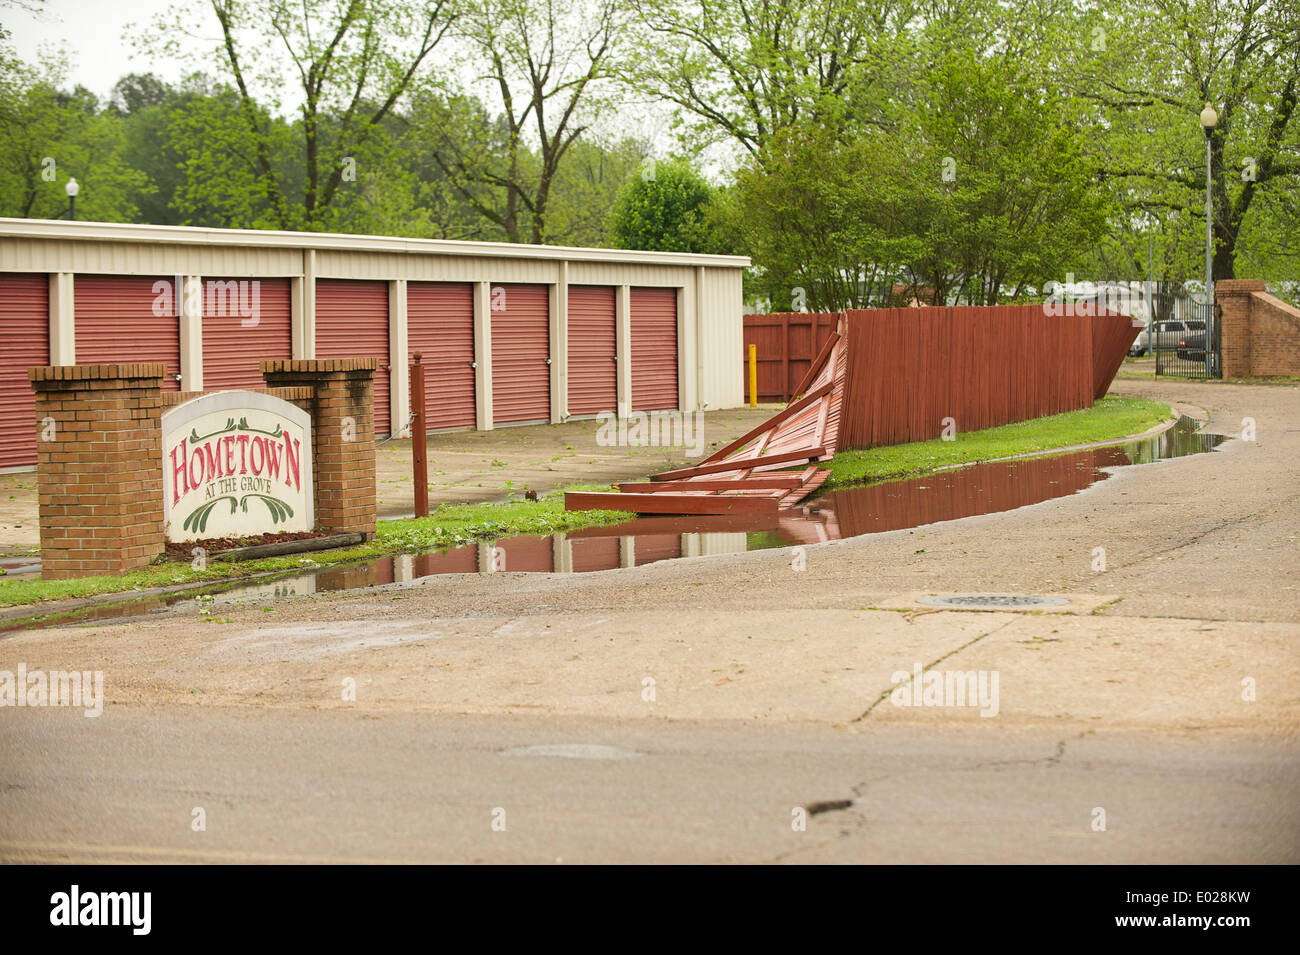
[1,379,1296,862]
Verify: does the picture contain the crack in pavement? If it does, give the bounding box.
[851,617,1017,723]
[772,732,1080,862]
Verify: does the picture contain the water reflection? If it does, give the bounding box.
[2,416,1224,631]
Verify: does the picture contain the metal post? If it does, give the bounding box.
[748,344,758,407]
[411,352,429,518]
[1204,132,1214,377]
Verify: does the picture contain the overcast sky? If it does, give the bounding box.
[5,0,209,99]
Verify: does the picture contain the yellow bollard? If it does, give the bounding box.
[748,344,758,408]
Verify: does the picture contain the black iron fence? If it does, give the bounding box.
[1149,292,1218,379]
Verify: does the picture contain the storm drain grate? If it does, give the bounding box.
[917,594,1068,609]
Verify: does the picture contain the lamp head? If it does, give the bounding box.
[1199,103,1218,129]
[65,177,80,198]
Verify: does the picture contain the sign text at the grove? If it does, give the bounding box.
[161,391,314,542]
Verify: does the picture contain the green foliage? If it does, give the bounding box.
[0,492,631,608]
[608,159,731,253]
[0,0,1295,282]
[727,42,1110,309]
[0,46,147,220]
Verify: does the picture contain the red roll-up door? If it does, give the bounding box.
[201,277,292,391]
[408,281,475,430]
[567,285,617,417]
[491,283,550,425]
[634,534,682,566]
[495,535,553,572]
[631,287,679,411]
[570,535,620,573]
[0,273,49,468]
[411,544,478,577]
[316,279,390,435]
[75,275,181,391]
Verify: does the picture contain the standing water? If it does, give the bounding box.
[0,416,1225,632]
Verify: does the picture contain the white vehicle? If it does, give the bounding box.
[1128,321,1149,357]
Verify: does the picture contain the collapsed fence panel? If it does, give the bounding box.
[567,304,1136,516]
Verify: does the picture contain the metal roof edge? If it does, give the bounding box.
[0,217,751,268]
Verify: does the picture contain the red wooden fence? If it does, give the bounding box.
[742,312,837,401]
[744,305,1137,451]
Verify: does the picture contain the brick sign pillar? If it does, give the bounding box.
[261,358,377,538]
[1216,279,1265,378]
[29,364,166,578]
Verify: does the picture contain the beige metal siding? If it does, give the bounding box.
[316,250,560,285]
[0,238,301,277]
[567,262,692,287]
[697,267,744,410]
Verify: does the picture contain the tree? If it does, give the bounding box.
[725,43,1107,309]
[137,0,457,230]
[1074,0,1300,280]
[625,0,913,158]
[423,0,624,243]
[607,158,729,252]
[0,44,146,221]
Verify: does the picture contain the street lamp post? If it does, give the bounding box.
[1199,104,1217,375]
[65,177,79,220]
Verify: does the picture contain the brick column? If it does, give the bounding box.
[1216,279,1265,378]
[261,358,377,537]
[29,364,166,579]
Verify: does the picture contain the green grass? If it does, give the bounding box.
[823,396,1171,489]
[0,491,631,609]
[0,398,1171,609]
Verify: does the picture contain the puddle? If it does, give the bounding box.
[1,416,1225,633]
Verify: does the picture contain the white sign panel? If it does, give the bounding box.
[162,391,314,542]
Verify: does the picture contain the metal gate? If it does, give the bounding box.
[0,273,49,468]
[201,277,292,391]
[491,283,551,426]
[408,281,476,430]
[315,279,391,435]
[75,275,182,390]
[630,287,679,411]
[1149,288,1219,379]
[567,285,617,417]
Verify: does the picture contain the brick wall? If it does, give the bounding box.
[261,359,378,537]
[29,362,375,579]
[1217,279,1300,378]
[29,364,166,579]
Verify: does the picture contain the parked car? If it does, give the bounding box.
[1128,322,1150,357]
[1177,326,1207,361]
[1151,320,1193,350]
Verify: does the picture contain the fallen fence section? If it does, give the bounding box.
[565,306,1136,516]
[564,319,847,515]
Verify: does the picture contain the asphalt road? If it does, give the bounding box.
[2,707,1295,864]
